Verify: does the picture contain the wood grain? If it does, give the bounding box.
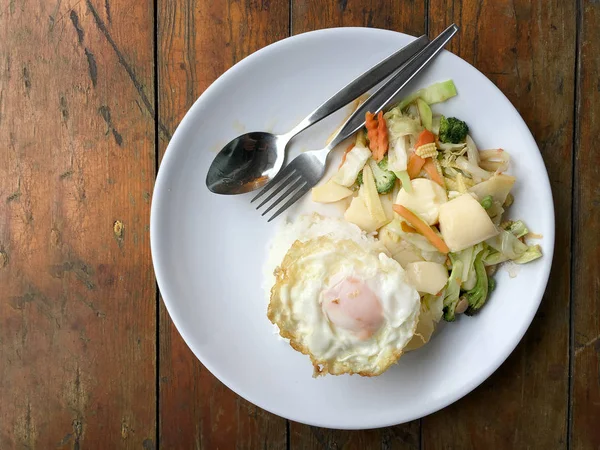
[290,1,425,447]
[572,1,600,449]
[423,1,575,448]
[0,0,588,448]
[292,0,426,37]
[0,0,156,448]
[156,1,289,448]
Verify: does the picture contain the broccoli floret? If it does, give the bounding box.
[355,157,397,193]
[368,157,397,194]
[439,116,469,144]
[464,252,490,316]
[377,156,390,171]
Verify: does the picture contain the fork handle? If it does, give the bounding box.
[286,35,429,138]
[327,24,459,151]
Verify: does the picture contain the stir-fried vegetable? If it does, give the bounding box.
[365,111,389,161]
[443,254,464,322]
[338,143,355,169]
[407,153,426,179]
[464,251,490,315]
[480,195,493,210]
[393,205,450,254]
[423,158,444,187]
[369,157,397,194]
[394,79,458,111]
[332,145,371,186]
[502,220,528,238]
[321,79,543,324]
[439,116,469,144]
[362,164,388,224]
[416,98,433,131]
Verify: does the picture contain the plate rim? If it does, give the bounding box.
[151,26,556,430]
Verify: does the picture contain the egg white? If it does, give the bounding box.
[268,235,420,377]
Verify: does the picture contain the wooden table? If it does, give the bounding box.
[0,0,597,448]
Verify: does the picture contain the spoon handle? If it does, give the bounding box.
[286,35,429,138]
[327,23,459,151]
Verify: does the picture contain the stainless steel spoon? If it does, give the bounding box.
[205,35,429,195]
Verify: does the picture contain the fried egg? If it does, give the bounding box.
[266,216,420,377]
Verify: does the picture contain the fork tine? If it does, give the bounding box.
[260,177,306,216]
[255,172,301,210]
[251,164,297,203]
[267,182,311,222]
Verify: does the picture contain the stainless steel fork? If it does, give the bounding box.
[252,24,459,222]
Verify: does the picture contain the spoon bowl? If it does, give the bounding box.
[206,131,287,194]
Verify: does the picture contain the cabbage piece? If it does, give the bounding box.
[416,98,433,131]
[396,80,458,110]
[513,244,542,264]
[388,136,409,173]
[468,174,516,205]
[485,229,528,260]
[483,248,509,266]
[387,218,439,253]
[455,156,493,182]
[488,203,505,225]
[404,293,444,351]
[479,149,510,172]
[385,218,447,263]
[386,115,422,144]
[406,104,419,120]
[395,169,413,193]
[464,251,490,315]
[332,145,371,186]
[465,135,480,166]
[503,220,529,238]
[453,243,483,291]
[443,254,463,322]
[355,128,367,147]
[438,141,467,153]
[432,116,441,135]
[378,223,424,266]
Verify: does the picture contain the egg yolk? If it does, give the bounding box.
[322,276,384,340]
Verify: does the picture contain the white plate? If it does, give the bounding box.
[151,28,554,429]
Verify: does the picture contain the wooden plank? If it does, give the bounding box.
[572,1,600,449]
[423,1,575,448]
[292,0,426,37]
[290,1,425,448]
[0,0,156,448]
[156,1,289,448]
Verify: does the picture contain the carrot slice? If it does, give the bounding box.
[407,153,426,179]
[393,204,449,254]
[373,111,389,161]
[338,143,355,169]
[415,129,435,149]
[365,112,379,152]
[400,222,418,233]
[364,111,389,161]
[423,158,444,187]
